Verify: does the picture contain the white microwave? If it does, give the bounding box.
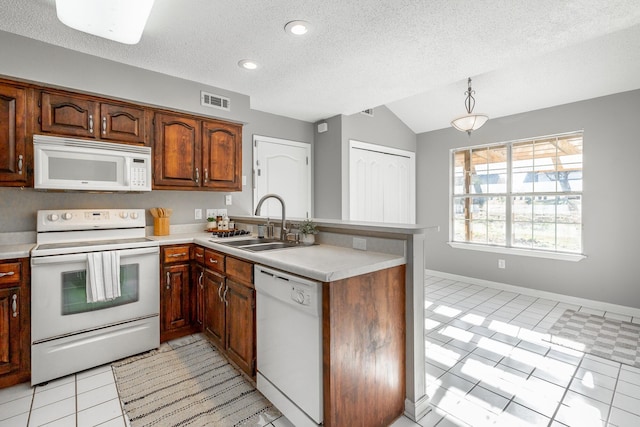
[34,134,152,192]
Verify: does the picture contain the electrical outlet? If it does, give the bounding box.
[498,259,506,269]
[218,208,228,217]
[353,237,367,251]
[206,209,217,219]
[194,209,202,220]
[225,194,232,205]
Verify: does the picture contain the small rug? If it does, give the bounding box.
[547,309,640,368]
[111,334,281,427]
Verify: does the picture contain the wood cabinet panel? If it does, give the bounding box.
[153,113,201,188]
[162,264,191,333]
[0,83,28,185]
[40,92,100,138]
[192,246,205,265]
[225,278,255,375]
[322,265,406,427]
[204,270,226,349]
[162,245,190,264]
[202,120,242,190]
[0,258,30,388]
[204,249,224,273]
[100,103,146,144]
[225,257,252,284]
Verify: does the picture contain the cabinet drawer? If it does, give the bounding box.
[163,245,191,263]
[192,246,205,265]
[226,257,253,284]
[204,250,225,273]
[0,262,21,286]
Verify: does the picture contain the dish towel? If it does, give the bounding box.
[86,251,121,303]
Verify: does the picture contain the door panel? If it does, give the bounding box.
[254,136,311,219]
[204,270,225,348]
[153,113,200,187]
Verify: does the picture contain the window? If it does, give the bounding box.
[451,132,583,255]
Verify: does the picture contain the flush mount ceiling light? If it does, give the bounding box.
[284,20,310,36]
[238,59,259,70]
[450,77,489,136]
[55,0,155,45]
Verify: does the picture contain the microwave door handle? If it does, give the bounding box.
[124,158,131,186]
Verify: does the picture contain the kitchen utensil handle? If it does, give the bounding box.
[89,114,94,133]
[12,294,18,317]
[0,271,15,278]
[166,271,171,289]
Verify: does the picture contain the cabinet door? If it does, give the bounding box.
[225,279,255,376]
[202,120,242,190]
[100,103,146,144]
[192,263,205,328]
[0,84,27,184]
[0,286,21,376]
[203,270,226,349]
[161,264,191,333]
[153,113,201,188]
[40,92,100,138]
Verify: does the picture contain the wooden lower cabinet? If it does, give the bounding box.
[224,278,255,376]
[160,245,194,342]
[0,258,30,388]
[203,269,226,348]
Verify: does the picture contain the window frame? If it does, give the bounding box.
[448,131,586,262]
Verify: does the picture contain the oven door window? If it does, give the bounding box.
[61,264,139,315]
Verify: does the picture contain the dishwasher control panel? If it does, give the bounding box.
[291,286,311,306]
[254,265,321,317]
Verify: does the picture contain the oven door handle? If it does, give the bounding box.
[31,246,159,265]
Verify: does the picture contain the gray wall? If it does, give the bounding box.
[314,106,416,220]
[417,89,640,308]
[0,31,313,232]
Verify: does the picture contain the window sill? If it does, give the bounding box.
[447,242,586,262]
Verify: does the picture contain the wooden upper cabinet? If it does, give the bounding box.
[153,112,201,188]
[154,113,242,191]
[99,103,146,144]
[40,91,147,144]
[0,83,27,185]
[202,120,242,190]
[40,92,100,138]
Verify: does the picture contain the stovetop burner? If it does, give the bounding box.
[210,229,251,238]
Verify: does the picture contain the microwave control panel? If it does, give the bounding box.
[131,158,149,189]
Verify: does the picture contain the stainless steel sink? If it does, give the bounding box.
[213,238,310,252]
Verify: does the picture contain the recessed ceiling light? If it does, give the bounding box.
[284,20,310,36]
[238,59,258,70]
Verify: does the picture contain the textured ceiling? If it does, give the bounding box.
[1,0,640,133]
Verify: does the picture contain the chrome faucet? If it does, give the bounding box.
[255,194,287,240]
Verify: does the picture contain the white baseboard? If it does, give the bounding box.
[404,394,432,422]
[426,269,640,319]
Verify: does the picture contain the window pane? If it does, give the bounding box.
[470,220,487,243]
[453,151,467,195]
[513,222,533,248]
[557,223,582,252]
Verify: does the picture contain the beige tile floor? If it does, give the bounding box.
[2,274,640,426]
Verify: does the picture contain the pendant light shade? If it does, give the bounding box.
[55,0,155,45]
[451,78,489,135]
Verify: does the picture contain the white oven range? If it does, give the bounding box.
[30,209,160,385]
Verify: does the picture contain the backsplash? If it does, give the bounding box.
[0,187,251,233]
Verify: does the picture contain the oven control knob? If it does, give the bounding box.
[120,211,129,219]
[62,212,73,220]
[130,212,139,219]
[47,213,59,221]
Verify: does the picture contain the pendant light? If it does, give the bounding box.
[450,77,489,135]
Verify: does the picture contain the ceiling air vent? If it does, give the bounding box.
[201,91,230,111]
[361,108,374,117]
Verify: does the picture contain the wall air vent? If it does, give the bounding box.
[361,108,374,117]
[201,91,230,111]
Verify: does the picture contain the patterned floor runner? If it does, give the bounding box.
[112,334,280,427]
[548,309,640,368]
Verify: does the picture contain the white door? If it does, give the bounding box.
[254,135,311,219]
[349,140,415,224]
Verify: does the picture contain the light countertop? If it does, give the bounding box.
[0,243,34,260]
[149,232,405,282]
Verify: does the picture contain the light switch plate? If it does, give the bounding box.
[225,194,232,205]
[194,209,202,220]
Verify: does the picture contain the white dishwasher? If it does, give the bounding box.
[254,265,322,427]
